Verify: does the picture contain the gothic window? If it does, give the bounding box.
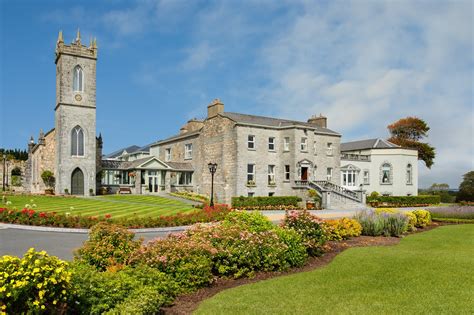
[406,164,413,185]
[71,126,84,156]
[381,163,392,184]
[73,66,84,92]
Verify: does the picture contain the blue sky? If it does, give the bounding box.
[0,0,472,188]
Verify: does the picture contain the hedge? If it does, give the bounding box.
[232,196,302,209]
[367,195,440,206]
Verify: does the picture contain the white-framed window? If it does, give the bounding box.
[381,163,392,184]
[326,142,333,156]
[406,164,412,185]
[342,170,357,186]
[313,141,318,155]
[178,172,193,185]
[283,137,290,151]
[73,65,84,92]
[248,135,255,149]
[284,165,290,181]
[165,148,171,161]
[268,137,276,151]
[247,164,256,184]
[363,170,370,184]
[300,137,308,151]
[326,167,333,181]
[268,165,276,185]
[184,143,192,159]
[71,125,84,156]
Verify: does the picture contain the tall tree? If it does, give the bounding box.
[457,171,474,202]
[387,117,436,168]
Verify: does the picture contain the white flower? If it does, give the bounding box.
[25,204,31,209]
[65,212,70,216]
[6,201,12,205]
[32,204,37,208]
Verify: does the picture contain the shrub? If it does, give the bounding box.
[128,233,214,289]
[384,213,409,236]
[70,263,179,314]
[355,210,409,237]
[322,218,362,241]
[222,210,275,232]
[0,248,73,314]
[232,196,302,210]
[412,209,431,227]
[367,195,440,207]
[282,211,326,256]
[405,211,418,231]
[74,222,142,270]
[429,206,474,220]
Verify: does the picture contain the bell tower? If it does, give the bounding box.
[54,30,98,195]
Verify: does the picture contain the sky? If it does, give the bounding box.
[0,0,473,189]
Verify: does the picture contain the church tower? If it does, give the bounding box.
[54,30,98,195]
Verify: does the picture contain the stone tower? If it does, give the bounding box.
[54,30,98,195]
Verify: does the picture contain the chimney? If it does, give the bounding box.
[180,126,188,134]
[308,114,327,128]
[207,99,224,118]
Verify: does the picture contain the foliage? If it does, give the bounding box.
[222,210,275,232]
[369,191,380,199]
[355,210,409,237]
[11,175,21,187]
[70,263,179,315]
[0,148,28,161]
[457,171,474,202]
[429,206,474,220]
[412,209,431,228]
[0,203,230,228]
[41,170,55,189]
[232,196,302,210]
[375,208,418,231]
[322,218,362,241]
[387,116,435,168]
[367,195,440,207]
[282,211,327,256]
[0,248,73,314]
[75,222,142,270]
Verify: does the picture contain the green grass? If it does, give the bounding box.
[2,194,196,219]
[196,225,474,314]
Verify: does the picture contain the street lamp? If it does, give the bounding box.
[2,154,6,192]
[208,162,217,207]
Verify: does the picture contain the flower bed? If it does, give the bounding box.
[0,204,230,229]
[367,195,440,207]
[169,191,209,203]
[428,206,474,222]
[231,196,302,210]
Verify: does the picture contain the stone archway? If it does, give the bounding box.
[71,168,84,195]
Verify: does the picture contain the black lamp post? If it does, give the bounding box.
[2,154,6,192]
[208,162,217,207]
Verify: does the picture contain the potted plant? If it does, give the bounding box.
[307,189,321,210]
[64,188,69,195]
[41,170,55,195]
[89,188,94,196]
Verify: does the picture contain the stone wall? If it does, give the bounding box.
[26,130,57,193]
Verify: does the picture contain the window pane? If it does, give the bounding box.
[78,129,84,156]
[71,129,78,155]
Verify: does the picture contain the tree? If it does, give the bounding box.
[456,171,474,202]
[428,183,450,191]
[41,170,55,190]
[387,117,436,168]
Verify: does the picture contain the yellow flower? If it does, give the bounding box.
[37,283,42,289]
[33,300,39,306]
[39,290,45,299]
[52,300,57,305]
[33,268,40,273]
[41,305,45,310]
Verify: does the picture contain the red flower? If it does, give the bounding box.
[105,214,111,219]
[39,212,47,218]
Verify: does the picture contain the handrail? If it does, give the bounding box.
[310,180,361,202]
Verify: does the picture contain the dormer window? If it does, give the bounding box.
[73,66,84,92]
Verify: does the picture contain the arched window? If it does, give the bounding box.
[71,126,84,156]
[381,163,392,184]
[73,66,84,91]
[406,164,413,184]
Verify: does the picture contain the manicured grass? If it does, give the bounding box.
[196,225,474,314]
[2,194,196,219]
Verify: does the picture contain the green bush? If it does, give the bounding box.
[282,211,327,256]
[367,195,440,206]
[355,210,409,237]
[0,248,73,314]
[232,196,302,210]
[70,264,179,314]
[222,211,275,232]
[412,209,431,227]
[322,218,362,241]
[74,222,142,270]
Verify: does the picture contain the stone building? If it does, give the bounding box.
[24,31,102,195]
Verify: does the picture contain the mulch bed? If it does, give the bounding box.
[162,223,443,314]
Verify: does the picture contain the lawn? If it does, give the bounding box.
[2,194,197,219]
[196,225,474,314]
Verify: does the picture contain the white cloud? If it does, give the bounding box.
[181,42,215,70]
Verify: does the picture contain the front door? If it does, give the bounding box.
[71,168,84,195]
[148,171,159,193]
[301,167,309,181]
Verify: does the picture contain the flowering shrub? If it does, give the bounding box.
[282,211,327,256]
[376,208,417,231]
[412,209,431,227]
[322,218,362,241]
[128,233,215,289]
[232,196,302,210]
[367,195,440,207]
[222,210,275,232]
[0,248,73,314]
[75,222,142,271]
[70,263,179,314]
[355,210,409,237]
[429,206,474,220]
[0,204,230,228]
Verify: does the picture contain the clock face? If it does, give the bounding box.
[75,94,82,102]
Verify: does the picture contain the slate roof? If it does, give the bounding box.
[166,162,194,171]
[341,138,400,152]
[154,130,201,145]
[105,145,141,159]
[221,112,340,135]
